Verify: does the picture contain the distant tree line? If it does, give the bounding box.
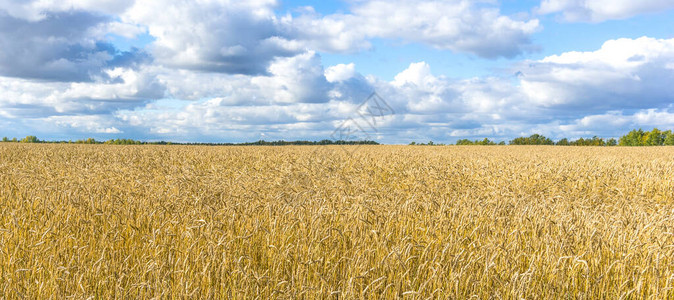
[407,128,674,146]
[510,135,619,146]
[618,129,674,146]
[243,140,379,146]
[455,138,506,146]
[0,136,379,146]
[409,141,447,146]
[1,136,105,144]
[3,128,674,146]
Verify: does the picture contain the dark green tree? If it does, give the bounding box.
[619,129,645,146]
[664,131,674,146]
[20,135,39,143]
[510,134,554,145]
[645,128,665,146]
[478,138,496,145]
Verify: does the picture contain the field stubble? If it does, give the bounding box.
[1,144,674,298]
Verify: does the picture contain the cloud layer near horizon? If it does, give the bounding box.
[0,0,673,143]
[537,0,674,22]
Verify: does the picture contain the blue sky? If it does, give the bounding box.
[1,0,674,143]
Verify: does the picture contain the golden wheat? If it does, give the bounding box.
[1,144,673,298]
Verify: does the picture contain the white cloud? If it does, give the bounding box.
[558,111,632,132]
[537,0,674,22]
[115,100,352,140]
[121,0,297,75]
[540,37,674,67]
[155,51,331,105]
[32,115,123,136]
[0,10,150,82]
[0,67,164,117]
[633,108,674,126]
[555,109,674,138]
[288,0,541,58]
[252,52,331,103]
[393,62,435,88]
[0,0,135,21]
[103,22,147,39]
[519,37,674,110]
[325,63,356,83]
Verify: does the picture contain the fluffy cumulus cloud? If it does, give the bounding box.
[537,0,674,22]
[121,0,302,75]
[0,10,148,82]
[0,0,135,21]
[151,51,330,106]
[325,63,356,83]
[551,108,674,138]
[519,37,674,111]
[0,67,165,119]
[286,0,541,58]
[43,115,123,134]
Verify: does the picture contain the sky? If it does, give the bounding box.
[0,0,673,144]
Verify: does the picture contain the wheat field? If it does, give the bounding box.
[1,144,673,299]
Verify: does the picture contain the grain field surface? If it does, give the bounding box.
[1,144,674,299]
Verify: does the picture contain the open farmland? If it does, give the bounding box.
[1,144,674,298]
